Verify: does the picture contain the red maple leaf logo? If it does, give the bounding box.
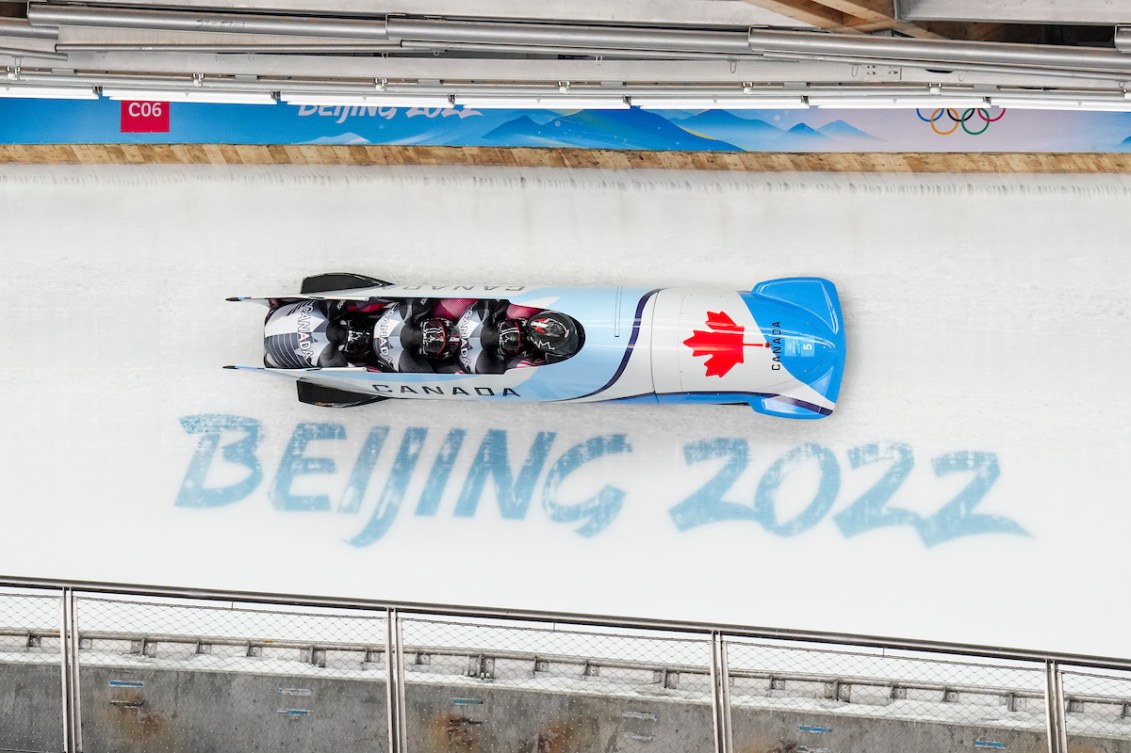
[683,311,767,378]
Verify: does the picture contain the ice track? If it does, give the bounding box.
[0,165,1127,658]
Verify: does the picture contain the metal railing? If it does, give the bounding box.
[0,576,1128,753]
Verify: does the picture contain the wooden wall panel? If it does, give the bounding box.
[0,144,1129,172]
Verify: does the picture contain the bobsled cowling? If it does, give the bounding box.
[649,278,845,418]
[228,276,846,419]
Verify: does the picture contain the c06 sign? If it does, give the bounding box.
[120,100,170,133]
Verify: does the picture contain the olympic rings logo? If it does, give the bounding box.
[916,107,1006,135]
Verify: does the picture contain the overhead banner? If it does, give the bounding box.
[2,98,1131,151]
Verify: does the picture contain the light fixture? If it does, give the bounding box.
[0,85,99,100]
[631,96,808,110]
[101,88,277,105]
[989,96,1131,112]
[280,93,454,108]
[453,95,629,110]
[807,96,991,109]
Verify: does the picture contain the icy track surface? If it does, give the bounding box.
[0,166,1127,658]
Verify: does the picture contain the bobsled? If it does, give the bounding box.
[227,273,846,420]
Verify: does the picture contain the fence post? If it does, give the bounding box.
[58,588,72,753]
[69,591,83,753]
[385,608,407,753]
[58,588,83,753]
[710,632,733,753]
[1044,660,1068,753]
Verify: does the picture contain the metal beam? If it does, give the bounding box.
[33,0,805,27]
[8,53,847,80]
[27,4,391,39]
[741,0,944,38]
[900,0,1131,25]
[2,50,1126,91]
[383,17,751,53]
[55,25,388,47]
[908,21,1047,44]
[808,0,894,24]
[737,0,856,30]
[747,28,1131,76]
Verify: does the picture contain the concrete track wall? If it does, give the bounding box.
[4,658,1129,753]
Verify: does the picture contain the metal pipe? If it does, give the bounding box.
[709,632,733,753]
[1044,660,1069,753]
[4,574,1131,672]
[760,49,1131,82]
[393,615,407,750]
[58,590,72,753]
[56,43,401,53]
[384,609,406,753]
[17,71,281,90]
[0,46,68,60]
[386,17,750,54]
[52,39,734,59]
[67,593,83,753]
[0,17,58,39]
[399,39,753,60]
[748,29,1131,76]
[27,3,389,40]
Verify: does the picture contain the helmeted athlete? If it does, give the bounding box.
[264,299,390,369]
[456,300,582,374]
[526,310,582,360]
[264,300,350,368]
[372,299,461,373]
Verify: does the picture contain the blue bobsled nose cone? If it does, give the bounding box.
[742,277,846,404]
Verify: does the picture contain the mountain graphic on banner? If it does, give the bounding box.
[771,121,879,150]
[676,110,785,136]
[671,112,878,151]
[778,123,825,140]
[672,111,785,150]
[819,120,878,140]
[483,109,741,151]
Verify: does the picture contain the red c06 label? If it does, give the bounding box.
[120,101,170,133]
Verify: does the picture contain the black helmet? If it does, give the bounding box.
[527,312,581,358]
[497,318,525,357]
[343,325,372,357]
[328,319,373,358]
[420,317,454,359]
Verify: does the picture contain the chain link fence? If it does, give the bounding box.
[1,581,1128,753]
[72,593,390,753]
[399,616,716,753]
[0,587,63,753]
[1061,668,1131,747]
[725,638,1053,753]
